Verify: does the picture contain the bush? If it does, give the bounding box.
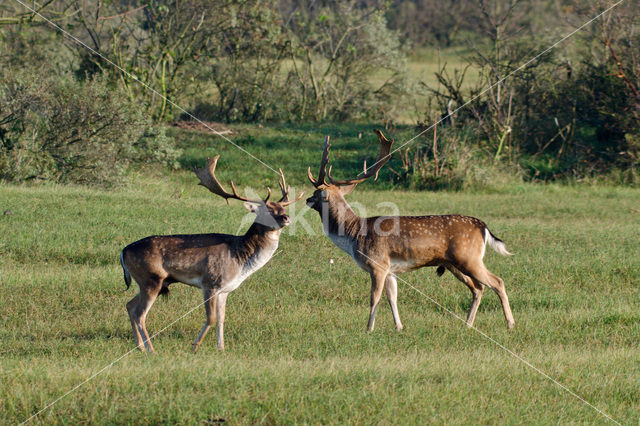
[418,32,640,185]
[395,123,522,191]
[0,69,180,186]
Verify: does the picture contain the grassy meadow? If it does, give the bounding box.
[1,124,639,424]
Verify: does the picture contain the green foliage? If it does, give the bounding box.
[202,0,290,122]
[68,0,233,121]
[284,2,408,122]
[398,126,472,191]
[2,0,639,186]
[0,68,180,186]
[130,126,181,170]
[413,1,640,185]
[186,1,409,123]
[512,61,639,179]
[396,124,523,191]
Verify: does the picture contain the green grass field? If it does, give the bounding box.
[1,125,639,424]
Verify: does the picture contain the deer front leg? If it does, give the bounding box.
[367,269,387,332]
[193,288,217,353]
[384,274,403,331]
[216,292,229,350]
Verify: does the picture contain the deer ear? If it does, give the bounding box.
[338,183,358,196]
[243,201,260,213]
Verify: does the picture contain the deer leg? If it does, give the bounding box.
[487,271,515,330]
[446,265,484,328]
[384,274,403,331]
[461,262,515,330]
[215,292,229,350]
[133,286,160,353]
[466,282,484,328]
[367,269,387,332]
[126,293,144,350]
[193,288,217,353]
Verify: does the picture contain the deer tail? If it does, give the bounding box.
[484,228,512,257]
[120,249,132,290]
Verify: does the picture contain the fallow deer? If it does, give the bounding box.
[120,156,303,352]
[306,130,515,331]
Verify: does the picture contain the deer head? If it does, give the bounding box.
[306,129,393,212]
[195,155,303,231]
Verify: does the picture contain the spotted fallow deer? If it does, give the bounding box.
[120,156,303,352]
[306,130,515,331]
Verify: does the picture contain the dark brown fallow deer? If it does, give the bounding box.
[306,130,515,331]
[120,156,303,352]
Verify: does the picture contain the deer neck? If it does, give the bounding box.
[320,196,362,254]
[234,223,281,266]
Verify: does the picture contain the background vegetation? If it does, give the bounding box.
[1,0,639,186]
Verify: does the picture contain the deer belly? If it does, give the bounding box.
[390,258,423,273]
[171,273,203,288]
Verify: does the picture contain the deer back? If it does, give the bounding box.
[355,215,489,272]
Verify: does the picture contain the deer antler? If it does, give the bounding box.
[327,129,393,186]
[307,135,331,188]
[277,168,304,206]
[194,156,271,204]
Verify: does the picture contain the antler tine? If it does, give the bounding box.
[327,129,394,185]
[277,168,289,202]
[318,135,330,184]
[280,191,305,207]
[307,135,331,188]
[277,167,305,206]
[194,155,265,204]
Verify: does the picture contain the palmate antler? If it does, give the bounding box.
[308,130,394,188]
[195,156,303,206]
[194,155,271,204]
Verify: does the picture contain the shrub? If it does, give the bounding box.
[0,69,180,186]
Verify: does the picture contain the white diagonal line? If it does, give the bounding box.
[12,0,279,175]
[365,0,626,173]
[355,249,620,425]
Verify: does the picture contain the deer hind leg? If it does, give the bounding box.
[487,270,515,330]
[126,293,144,350]
[215,292,229,350]
[384,274,403,331]
[367,269,388,332]
[446,265,484,328]
[131,283,161,353]
[193,288,217,353]
[461,261,515,330]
